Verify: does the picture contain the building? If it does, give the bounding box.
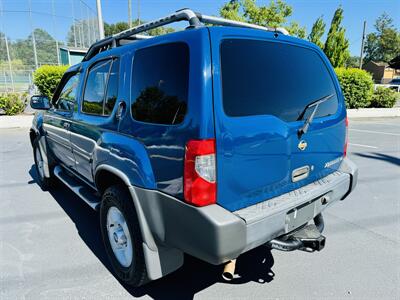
[389,55,400,70]
[59,47,88,66]
[363,61,400,84]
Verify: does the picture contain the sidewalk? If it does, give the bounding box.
[0,114,34,129]
[1,108,399,130]
[347,107,400,118]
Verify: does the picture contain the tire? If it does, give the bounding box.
[100,185,147,287]
[33,137,53,190]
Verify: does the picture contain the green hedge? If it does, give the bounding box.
[370,87,397,108]
[0,93,27,115]
[335,68,374,109]
[33,65,69,98]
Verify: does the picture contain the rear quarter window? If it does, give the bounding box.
[220,39,338,121]
[131,42,189,125]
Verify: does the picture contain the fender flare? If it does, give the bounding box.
[95,164,158,251]
[94,164,183,280]
[32,128,51,178]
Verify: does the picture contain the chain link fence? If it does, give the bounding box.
[0,0,99,93]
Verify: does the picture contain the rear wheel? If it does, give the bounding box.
[33,137,53,190]
[100,185,147,287]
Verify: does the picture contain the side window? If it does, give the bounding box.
[54,73,80,111]
[131,43,189,125]
[104,60,119,115]
[82,58,119,116]
[82,60,111,115]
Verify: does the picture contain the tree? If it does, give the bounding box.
[67,19,97,48]
[364,13,400,63]
[324,7,349,67]
[11,29,60,68]
[103,19,175,37]
[0,32,9,61]
[219,0,306,38]
[0,59,27,71]
[308,16,325,48]
[104,22,130,37]
[346,56,361,68]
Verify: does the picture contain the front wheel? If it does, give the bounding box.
[100,185,147,287]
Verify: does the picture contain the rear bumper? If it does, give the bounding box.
[135,157,358,265]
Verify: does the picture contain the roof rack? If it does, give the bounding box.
[83,8,289,62]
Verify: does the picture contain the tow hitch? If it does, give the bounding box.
[267,214,326,252]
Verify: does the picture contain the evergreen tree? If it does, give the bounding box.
[324,7,349,67]
[308,16,325,48]
[364,13,400,63]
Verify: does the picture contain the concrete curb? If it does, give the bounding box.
[0,115,34,129]
[0,108,399,129]
[347,108,400,118]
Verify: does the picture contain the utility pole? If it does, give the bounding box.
[359,21,366,69]
[28,0,38,69]
[51,0,60,65]
[137,0,140,25]
[128,0,132,27]
[0,0,14,91]
[96,0,105,39]
[71,0,77,47]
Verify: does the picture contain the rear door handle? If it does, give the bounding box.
[292,166,310,182]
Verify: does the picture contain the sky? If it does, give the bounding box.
[101,0,400,56]
[1,0,399,56]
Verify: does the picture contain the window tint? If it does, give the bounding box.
[55,73,80,111]
[220,39,338,121]
[131,43,189,125]
[104,59,119,115]
[82,60,111,115]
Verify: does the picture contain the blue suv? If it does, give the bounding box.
[30,9,358,286]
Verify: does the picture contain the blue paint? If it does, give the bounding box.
[33,25,346,212]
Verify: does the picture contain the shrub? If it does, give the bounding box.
[0,93,27,115]
[335,68,374,108]
[370,87,397,108]
[33,65,69,98]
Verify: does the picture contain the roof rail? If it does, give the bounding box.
[82,8,288,62]
[197,14,289,35]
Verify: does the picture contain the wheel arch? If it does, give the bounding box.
[29,128,37,147]
[95,166,131,195]
[95,164,157,248]
[94,164,184,281]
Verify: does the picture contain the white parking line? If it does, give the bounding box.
[348,143,378,149]
[349,128,400,136]
[365,122,400,127]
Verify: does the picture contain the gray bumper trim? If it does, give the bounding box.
[134,158,358,265]
[134,187,246,265]
[338,157,358,197]
[235,171,351,252]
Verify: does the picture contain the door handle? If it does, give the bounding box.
[63,122,70,129]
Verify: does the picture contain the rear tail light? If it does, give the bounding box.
[184,139,216,206]
[344,116,348,157]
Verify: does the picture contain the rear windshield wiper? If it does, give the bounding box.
[297,93,335,138]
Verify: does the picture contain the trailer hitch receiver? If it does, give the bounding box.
[267,214,326,252]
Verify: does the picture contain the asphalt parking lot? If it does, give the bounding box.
[0,118,399,299]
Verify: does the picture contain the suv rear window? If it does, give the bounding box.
[131,42,189,125]
[220,39,338,122]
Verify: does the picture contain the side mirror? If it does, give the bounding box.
[30,95,51,110]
